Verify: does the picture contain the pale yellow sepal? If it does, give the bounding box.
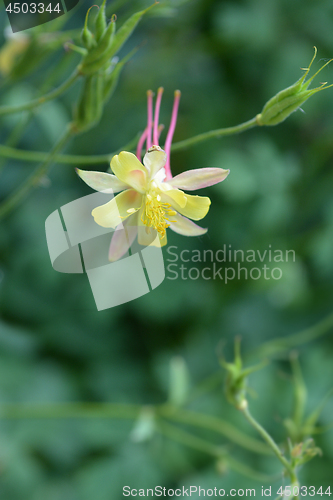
[92,189,142,228]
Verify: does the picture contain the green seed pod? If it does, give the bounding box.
[220,338,267,410]
[80,4,155,75]
[257,48,333,126]
[83,14,116,67]
[81,6,98,50]
[74,73,104,132]
[95,0,107,42]
[75,76,93,126]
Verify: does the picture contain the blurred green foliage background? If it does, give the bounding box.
[0,0,333,498]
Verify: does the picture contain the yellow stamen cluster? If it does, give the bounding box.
[142,190,176,237]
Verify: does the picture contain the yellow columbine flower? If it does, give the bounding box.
[77,89,229,261]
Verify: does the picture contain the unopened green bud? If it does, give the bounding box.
[221,338,267,410]
[81,6,98,50]
[95,0,107,42]
[80,4,155,76]
[221,338,247,409]
[81,14,116,69]
[256,47,333,126]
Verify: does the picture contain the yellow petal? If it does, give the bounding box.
[76,168,129,193]
[92,189,142,228]
[159,185,187,208]
[111,152,147,193]
[164,193,211,221]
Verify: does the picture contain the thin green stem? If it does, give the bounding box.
[0,126,73,219]
[243,411,299,498]
[241,406,296,479]
[0,114,32,173]
[0,400,270,456]
[0,70,80,116]
[157,420,275,482]
[0,402,141,419]
[171,117,259,152]
[159,406,271,455]
[0,144,112,165]
[0,401,298,494]
[0,51,78,174]
[0,132,141,166]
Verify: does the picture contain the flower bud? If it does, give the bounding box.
[81,6,98,50]
[94,0,107,42]
[221,338,248,410]
[256,48,333,126]
[79,4,155,76]
[221,338,267,410]
[83,13,116,67]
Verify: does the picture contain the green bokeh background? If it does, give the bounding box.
[0,0,333,498]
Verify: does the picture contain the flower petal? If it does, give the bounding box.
[169,168,230,191]
[158,184,187,208]
[169,212,208,236]
[154,167,166,183]
[138,226,163,247]
[111,152,147,193]
[108,213,138,262]
[92,189,142,228]
[163,193,211,220]
[76,168,129,193]
[143,146,167,180]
